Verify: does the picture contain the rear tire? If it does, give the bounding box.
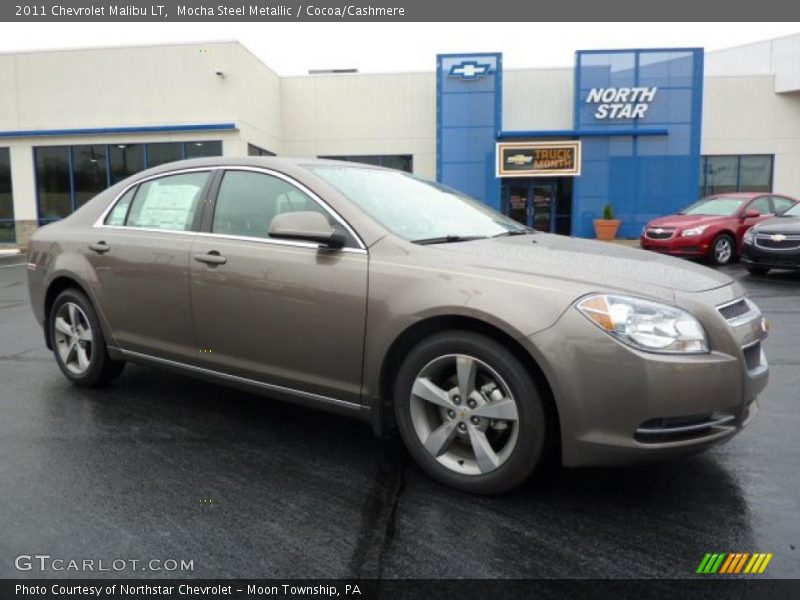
[746,266,770,276]
[49,288,126,386]
[393,331,547,494]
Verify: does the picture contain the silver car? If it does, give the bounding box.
[27,157,770,493]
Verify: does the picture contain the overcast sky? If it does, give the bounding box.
[0,22,798,74]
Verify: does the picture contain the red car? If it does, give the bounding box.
[640,193,798,265]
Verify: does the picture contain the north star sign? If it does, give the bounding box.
[585,87,658,119]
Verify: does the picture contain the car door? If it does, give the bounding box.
[770,195,796,215]
[188,167,368,404]
[737,195,774,241]
[85,169,214,361]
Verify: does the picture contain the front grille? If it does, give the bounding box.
[645,228,675,240]
[755,233,800,251]
[718,299,750,321]
[635,412,736,443]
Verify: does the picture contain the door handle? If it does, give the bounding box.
[89,241,110,254]
[194,251,227,265]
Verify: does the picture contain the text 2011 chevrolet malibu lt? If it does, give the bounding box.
[27,157,770,494]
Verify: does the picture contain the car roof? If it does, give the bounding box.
[135,156,390,178]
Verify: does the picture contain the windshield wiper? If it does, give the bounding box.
[413,235,488,245]
[492,229,534,237]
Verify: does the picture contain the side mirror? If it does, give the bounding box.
[269,211,346,248]
[743,209,760,219]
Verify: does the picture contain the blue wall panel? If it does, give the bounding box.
[437,53,502,211]
[572,49,704,238]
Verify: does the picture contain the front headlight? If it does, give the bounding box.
[681,225,708,237]
[576,294,709,354]
[743,228,755,244]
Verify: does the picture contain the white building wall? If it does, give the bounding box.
[502,68,574,131]
[702,75,800,197]
[280,72,436,178]
[0,41,283,245]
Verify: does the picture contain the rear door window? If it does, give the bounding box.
[125,171,210,231]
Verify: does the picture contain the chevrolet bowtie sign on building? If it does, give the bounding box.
[448,60,493,80]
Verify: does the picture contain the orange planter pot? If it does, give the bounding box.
[594,219,621,241]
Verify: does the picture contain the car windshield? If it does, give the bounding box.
[309,165,529,242]
[680,196,747,216]
[779,203,800,217]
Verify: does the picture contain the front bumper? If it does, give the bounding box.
[742,243,800,271]
[528,286,768,467]
[640,234,709,258]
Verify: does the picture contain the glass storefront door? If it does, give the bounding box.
[502,180,558,232]
[506,184,531,226]
[532,185,554,232]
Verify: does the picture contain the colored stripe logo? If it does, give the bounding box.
[696,552,773,574]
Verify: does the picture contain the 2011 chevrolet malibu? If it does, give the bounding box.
[26,157,770,494]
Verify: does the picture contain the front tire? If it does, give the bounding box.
[49,288,125,386]
[710,234,736,266]
[394,331,548,494]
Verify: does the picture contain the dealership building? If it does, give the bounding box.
[1,34,799,246]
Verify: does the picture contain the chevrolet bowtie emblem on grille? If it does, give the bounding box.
[448,60,492,80]
[653,228,664,234]
[507,154,534,166]
[771,234,787,242]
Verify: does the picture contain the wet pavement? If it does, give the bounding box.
[1,254,798,579]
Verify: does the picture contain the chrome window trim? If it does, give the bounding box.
[191,231,366,254]
[93,164,369,253]
[114,347,366,412]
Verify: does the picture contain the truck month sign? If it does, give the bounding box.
[496,141,582,177]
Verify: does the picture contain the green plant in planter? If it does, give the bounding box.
[602,203,615,220]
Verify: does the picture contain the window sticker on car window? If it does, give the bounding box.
[135,184,200,230]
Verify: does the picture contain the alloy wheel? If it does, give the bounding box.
[409,354,520,476]
[714,238,733,264]
[53,302,94,375]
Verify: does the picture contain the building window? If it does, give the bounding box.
[35,141,222,224]
[146,142,183,167]
[318,155,413,173]
[700,155,773,197]
[72,145,109,208]
[35,146,72,224]
[248,144,276,157]
[185,141,222,159]
[110,144,145,184]
[0,148,13,242]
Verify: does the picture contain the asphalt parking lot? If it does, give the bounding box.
[1,253,798,579]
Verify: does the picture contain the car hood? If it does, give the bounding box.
[646,214,730,228]
[752,215,800,234]
[429,233,733,297]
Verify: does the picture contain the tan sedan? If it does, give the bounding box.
[27,157,770,493]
